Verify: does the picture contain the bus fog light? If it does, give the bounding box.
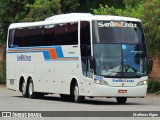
[94,80,108,85]
[137,80,148,86]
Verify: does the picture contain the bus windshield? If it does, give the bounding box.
[92,20,145,44]
[92,20,147,78]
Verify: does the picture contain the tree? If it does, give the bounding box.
[61,0,80,13]
[0,0,34,43]
[143,0,160,54]
[78,0,124,13]
[91,4,123,15]
[23,0,62,22]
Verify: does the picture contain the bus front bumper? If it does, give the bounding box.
[89,84,147,97]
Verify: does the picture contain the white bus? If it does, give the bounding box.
[6,13,152,103]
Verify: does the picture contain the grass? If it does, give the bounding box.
[147,78,160,94]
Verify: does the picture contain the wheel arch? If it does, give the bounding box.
[70,78,78,95]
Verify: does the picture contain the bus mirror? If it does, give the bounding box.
[147,57,153,73]
[88,56,96,70]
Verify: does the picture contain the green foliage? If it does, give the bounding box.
[61,0,80,13]
[123,0,145,7]
[79,0,124,12]
[0,0,34,42]
[23,0,62,22]
[92,1,144,19]
[143,0,160,54]
[148,79,160,93]
[0,60,6,84]
[91,4,122,15]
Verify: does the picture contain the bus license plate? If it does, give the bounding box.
[118,90,127,93]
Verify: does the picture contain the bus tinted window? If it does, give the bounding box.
[14,28,28,47]
[30,26,43,46]
[80,21,91,57]
[54,23,67,45]
[67,22,78,45]
[9,22,78,48]
[92,20,145,44]
[14,27,43,47]
[43,25,55,46]
[80,21,91,77]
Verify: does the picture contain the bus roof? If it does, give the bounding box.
[9,13,141,29]
[46,13,141,22]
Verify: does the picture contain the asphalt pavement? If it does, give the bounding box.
[0,84,160,120]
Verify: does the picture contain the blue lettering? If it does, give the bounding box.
[112,79,134,82]
[17,55,31,61]
[94,75,104,80]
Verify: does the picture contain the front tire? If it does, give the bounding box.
[116,97,127,104]
[73,83,85,103]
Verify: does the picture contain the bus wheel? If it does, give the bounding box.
[21,80,28,98]
[73,83,85,103]
[116,97,127,104]
[28,79,37,99]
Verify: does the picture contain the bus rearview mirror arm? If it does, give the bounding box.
[88,56,96,71]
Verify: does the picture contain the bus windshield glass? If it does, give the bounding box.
[92,20,145,43]
[92,20,147,78]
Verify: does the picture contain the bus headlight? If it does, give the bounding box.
[137,80,148,86]
[94,80,108,85]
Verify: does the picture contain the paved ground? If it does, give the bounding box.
[0,84,160,120]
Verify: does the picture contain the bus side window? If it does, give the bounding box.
[13,28,31,47]
[12,26,44,47]
[13,28,21,47]
[43,25,55,46]
[67,22,78,45]
[80,21,91,77]
[54,23,67,45]
[30,26,43,46]
[8,29,15,48]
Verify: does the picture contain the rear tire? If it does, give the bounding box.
[28,79,38,99]
[21,80,28,98]
[72,83,85,103]
[116,97,127,104]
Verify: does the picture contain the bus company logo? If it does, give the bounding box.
[98,21,137,28]
[17,55,31,61]
[112,79,134,83]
